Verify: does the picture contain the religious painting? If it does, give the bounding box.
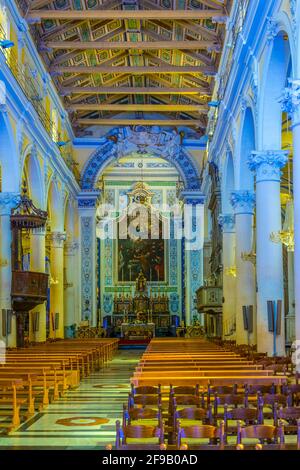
[117,215,165,283]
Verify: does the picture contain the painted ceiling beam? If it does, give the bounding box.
[27,10,226,21]
[67,103,208,112]
[74,118,204,127]
[60,86,205,95]
[43,40,220,51]
[50,65,217,75]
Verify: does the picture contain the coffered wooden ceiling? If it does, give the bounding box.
[18,0,231,137]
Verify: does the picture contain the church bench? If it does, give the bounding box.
[136,365,263,371]
[0,378,24,431]
[4,356,81,385]
[132,370,277,380]
[0,358,79,398]
[131,376,287,387]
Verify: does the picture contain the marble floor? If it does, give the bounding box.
[0,349,142,450]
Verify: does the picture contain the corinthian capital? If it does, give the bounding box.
[218,214,235,233]
[248,150,289,183]
[231,191,255,215]
[279,79,300,121]
[64,239,79,255]
[49,231,67,248]
[0,192,20,216]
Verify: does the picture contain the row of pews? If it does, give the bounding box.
[0,338,119,433]
[108,338,300,450]
[131,338,287,387]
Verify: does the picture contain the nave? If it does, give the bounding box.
[1,338,300,451]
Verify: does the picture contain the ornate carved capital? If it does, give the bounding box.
[248,150,289,183]
[230,190,255,215]
[266,17,279,42]
[64,240,79,256]
[49,231,67,248]
[218,214,235,233]
[0,193,21,216]
[279,79,300,122]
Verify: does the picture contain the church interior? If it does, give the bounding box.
[0,0,300,453]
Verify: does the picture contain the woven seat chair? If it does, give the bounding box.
[176,420,225,450]
[115,419,165,450]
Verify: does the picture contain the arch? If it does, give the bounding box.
[47,177,64,231]
[222,149,235,213]
[0,111,20,192]
[260,30,293,150]
[22,145,45,209]
[237,107,256,190]
[81,127,201,191]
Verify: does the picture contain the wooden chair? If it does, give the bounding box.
[281,384,300,406]
[115,419,165,450]
[236,421,285,447]
[245,383,276,395]
[213,393,248,421]
[224,405,261,439]
[258,392,291,421]
[128,393,162,410]
[176,420,225,450]
[170,384,200,398]
[275,407,300,434]
[122,404,162,426]
[130,384,161,395]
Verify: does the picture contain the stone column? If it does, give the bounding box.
[180,191,205,326]
[49,231,66,339]
[29,228,46,343]
[280,79,300,363]
[218,214,236,339]
[78,192,100,327]
[64,239,79,335]
[231,191,256,345]
[248,151,289,355]
[0,193,20,347]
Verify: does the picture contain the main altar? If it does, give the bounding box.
[112,271,170,334]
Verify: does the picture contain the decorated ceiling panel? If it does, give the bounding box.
[18,0,231,136]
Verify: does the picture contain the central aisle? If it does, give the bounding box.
[0,349,142,450]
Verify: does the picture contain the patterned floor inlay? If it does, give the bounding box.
[0,349,141,449]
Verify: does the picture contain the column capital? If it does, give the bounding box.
[279,79,300,123]
[248,150,289,183]
[231,190,255,215]
[0,192,21,216]
[64,239,79,255]
[49,231,67,248]
[218,214,235,233]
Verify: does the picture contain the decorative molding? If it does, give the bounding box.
[218,214,235,233]
[81,216,93,321]
[289,0,297,40]
[49,231,67,248]
[0,192,20,216]
[248,150,289,183]
[266,17,279,42]
[81,127,201,191]
[279,79,300,121]
[230,190,255,215]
